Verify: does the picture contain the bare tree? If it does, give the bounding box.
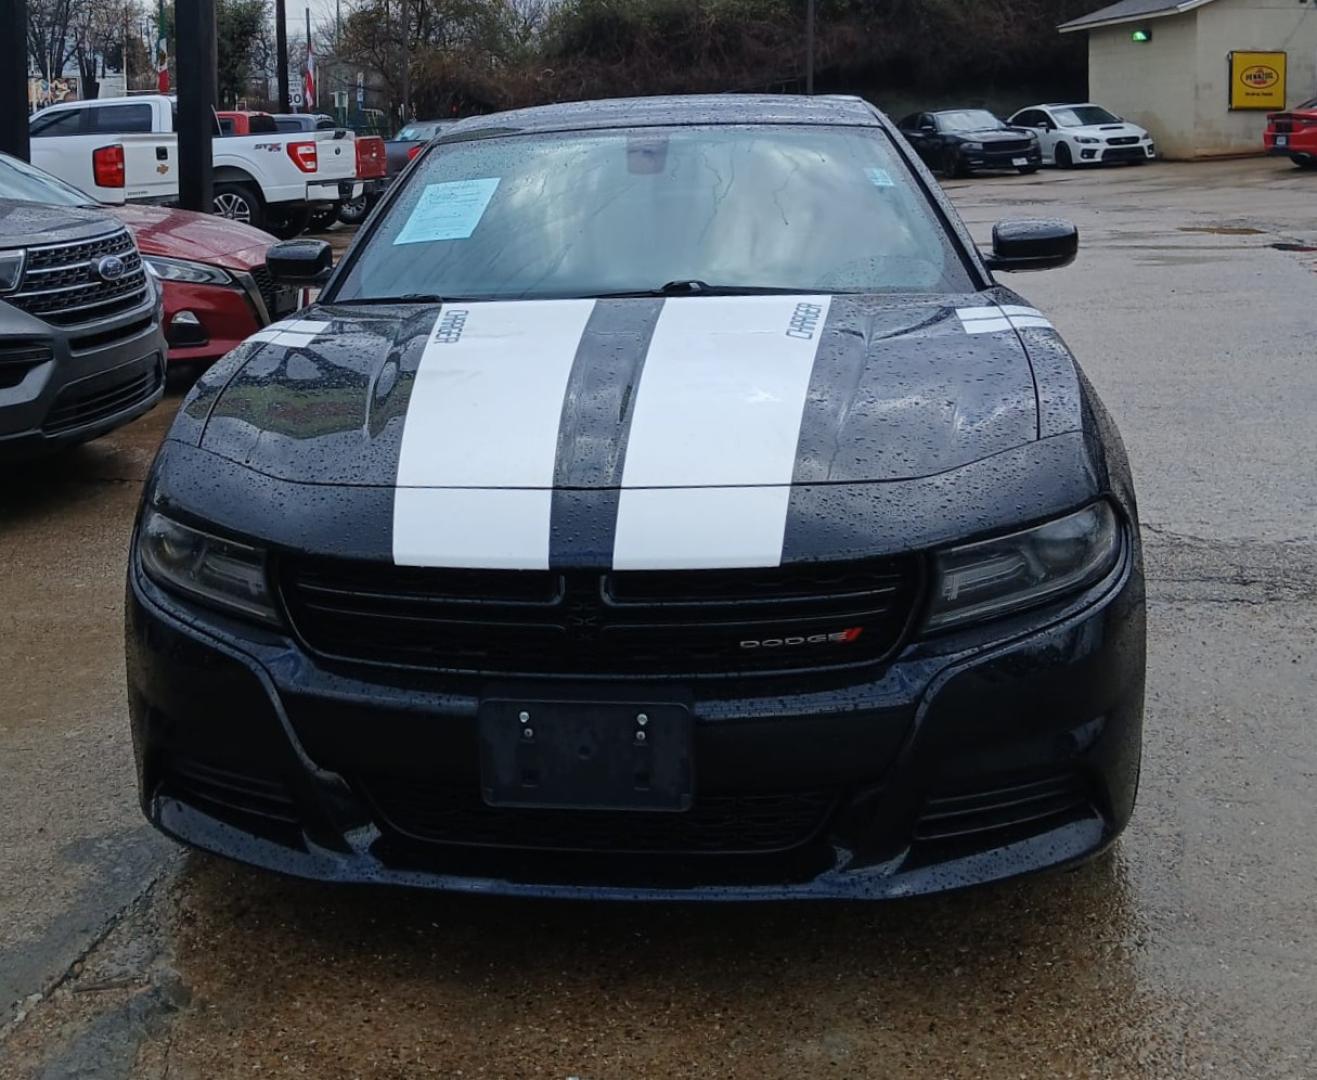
[28,0,76,82]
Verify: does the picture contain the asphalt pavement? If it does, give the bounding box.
[1,159,1314,1078]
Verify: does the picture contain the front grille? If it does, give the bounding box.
[9,229,150,327]
[362,777,836,854]
[278,556,921,677]
[42,357,161,435]
[250,264,300,321]
[914,772,1090,845]
[988,139,1033,154]
[0,340,53,390]
[1106,136,1139,146]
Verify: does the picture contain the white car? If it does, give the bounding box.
[1007,103,1156,168]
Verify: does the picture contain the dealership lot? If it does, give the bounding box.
[1,157,1315,1077]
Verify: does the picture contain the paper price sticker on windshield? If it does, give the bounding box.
[393,178,501,245]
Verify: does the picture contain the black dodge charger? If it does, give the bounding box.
[127,95,1145,900]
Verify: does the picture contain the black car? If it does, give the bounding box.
[899,109,1042,177]
[127,94,1145,901]
[384,119,458,180]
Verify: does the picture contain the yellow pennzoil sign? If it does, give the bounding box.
[1229,51,1287,110]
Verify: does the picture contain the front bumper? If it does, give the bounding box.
[0,295,165,458]
[127,532,1146,901]
[1077,143,1156,164]
[160,279,263,365]
[964,147,1042,171]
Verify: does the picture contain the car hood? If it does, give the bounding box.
[0,198,129,248]
[197,293,1039,489]
[106,203,274,270]
[1066,122,1146,138]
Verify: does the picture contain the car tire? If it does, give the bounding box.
[1290,155,1317,170]
[943,148,967,179]
[213,183,264,229]
[265,206,313,240]
[308,204,340,231]
[1055,143,1074,169]
[337,193,376,226]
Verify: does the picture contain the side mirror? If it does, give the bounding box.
[983,219,1078,273]
[267,239,333,285]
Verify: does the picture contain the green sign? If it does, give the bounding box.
[1131,27,1152,42]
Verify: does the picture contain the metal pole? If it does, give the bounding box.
[0,0,30,160]
[805,0,815,95]
[305,6,312,111]
[276,0,290,112]
[177,0,217,213]
[400,0,410,122]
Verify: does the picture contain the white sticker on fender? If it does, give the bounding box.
[613,294,832,570]
[392,299,595,569]
[957,305,1053,335]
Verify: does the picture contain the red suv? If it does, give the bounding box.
[1265,99,1317,169]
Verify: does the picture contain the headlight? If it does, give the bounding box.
[925,503,1122,631]
[963,141,984,152]
[1075,136,1100,145]
[0,249,26,292]
[143,255,233,286]
[138,510,280,625]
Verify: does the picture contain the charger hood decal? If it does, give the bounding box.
[201,292,1045,570]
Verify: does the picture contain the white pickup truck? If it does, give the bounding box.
[29,95,362,238]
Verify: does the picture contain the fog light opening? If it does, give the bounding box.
[167,310,209,347]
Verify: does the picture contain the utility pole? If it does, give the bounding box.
[276,0,290,112]
[176,0,217,213]
[400,0,410,122]
[805,0,815,95]
[0,0,29,161]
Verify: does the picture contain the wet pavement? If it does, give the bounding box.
[2,158,1315,1078]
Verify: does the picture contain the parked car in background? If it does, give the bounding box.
[384,119,458,181]
[0,153,297,367]
[1008,104,1156,168]
[0,157,165,457]
[29,95,362,238]
[897,110,1041,177]
[1264,98,1317,169]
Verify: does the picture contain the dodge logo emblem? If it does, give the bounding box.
[95,255,127,282]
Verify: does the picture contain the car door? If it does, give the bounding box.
[901,114,939,167]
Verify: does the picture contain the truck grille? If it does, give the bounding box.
[278,556,921,678]
[9,229,150,327]
[249,264,300,322]
[362,777,837,854]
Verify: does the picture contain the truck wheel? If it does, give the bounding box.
[213,183,263,228]
[265,206,313,240]
[337,193,376,226]
[308,204,340,231]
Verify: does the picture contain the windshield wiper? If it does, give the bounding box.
[589,280,817,299]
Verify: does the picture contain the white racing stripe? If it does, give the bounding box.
[246,318,331,347]
[614,294,831,570]
[392,299,595,569]
[957,305,1053,335]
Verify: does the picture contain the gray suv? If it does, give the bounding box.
[0,198,165,457]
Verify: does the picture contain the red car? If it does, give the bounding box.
[1265,98,1317,169]
[110,203,300,364]
[0,151,297,364]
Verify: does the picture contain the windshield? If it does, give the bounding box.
[937,111,1003,132]
[335,125,971,301]
[397,123,440,141]
[1053,106,1121,127]
[0,154,89,206]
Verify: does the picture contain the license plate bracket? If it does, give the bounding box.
[1277,135,1289,148]
[479,700,693,812]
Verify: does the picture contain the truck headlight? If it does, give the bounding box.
[925,503,1122,631]
[143,255,233,286]
[138,510,280,625]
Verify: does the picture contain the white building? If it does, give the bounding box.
[1060,0,1317,158]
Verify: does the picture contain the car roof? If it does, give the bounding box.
[441,94,882,140]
